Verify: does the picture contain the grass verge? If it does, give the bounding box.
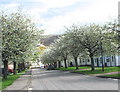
[56,66,91,71]
[102,73,120,77]
[0,70,27,90]
[0,77,2,90]
[72,67,119,74]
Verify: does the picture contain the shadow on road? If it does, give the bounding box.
[31,69,118,84]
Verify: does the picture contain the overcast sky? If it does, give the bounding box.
[0,0,119,34]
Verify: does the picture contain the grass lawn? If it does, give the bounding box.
[73,66,120,75]
[0,70,27,90]
[2,74,20,90]
[0,77,2,90]
[57,66,91,71]
[103,73,120,77]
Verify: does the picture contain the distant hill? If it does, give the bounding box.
[41,35,60,46]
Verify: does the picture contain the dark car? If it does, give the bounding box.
[1,68,8,75]
[1,66,14,75]
[47,65,55,70]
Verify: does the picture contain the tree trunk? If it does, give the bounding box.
[64,58,67,68]
[18,63,21,73]
[23,62,25,70]
[21,63,23,71]
[3,60,8,79]
[54,62,57,68]
[21,62,25,71]
[13,61,16,75]
[110,57,112,67]
[58,61,61,68]
[90,54,95,71]
[101,57,104,72]
[18,63,22,72]
[74,57,79,70]
[79,57,81,66]
[114,56,116,66]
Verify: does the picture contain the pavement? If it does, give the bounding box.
[3,70,32,91]
[2,68,119,91]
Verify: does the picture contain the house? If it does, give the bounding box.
[60,55,120,67]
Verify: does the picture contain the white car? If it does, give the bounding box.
[40,66,44,68]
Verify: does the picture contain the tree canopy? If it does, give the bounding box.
[40,22,118,71]
[0,11,43,78]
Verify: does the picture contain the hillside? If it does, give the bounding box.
[41,35,60,46]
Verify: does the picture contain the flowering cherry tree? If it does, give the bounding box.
[0,11,42,79]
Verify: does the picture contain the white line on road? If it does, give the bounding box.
[108,78,112,79]
[113,79,118,81]
[107,78,118,81]
[85,76,90,77]
[28,87,32,90]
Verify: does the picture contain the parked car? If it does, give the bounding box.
[44,65,48,68]
[8,68,14,74]
[47,65,55,70]
[1,65,14,75]
[40,65,44,68]
[8,65,14,74]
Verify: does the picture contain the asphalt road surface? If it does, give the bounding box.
[30,68,119,90]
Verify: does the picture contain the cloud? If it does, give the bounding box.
[0,3,20,12]
[42,15,73,34]
[6,3,20,8]
[0,0,119,35]
[41,0,119,34]
[19,0,82,8]
[39,0,81,8]
[28,0,83,18]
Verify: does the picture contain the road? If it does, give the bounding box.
[29,69,119,90]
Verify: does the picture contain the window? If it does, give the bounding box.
[83,59,84,62]
[88,59,90,62]
[106,59,109,62]
[80,60,81,63]
[94,59,97,63]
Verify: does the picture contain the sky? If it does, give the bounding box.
[0,0,119,35]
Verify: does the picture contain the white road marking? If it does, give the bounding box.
[113,79,118,81]
[108,78,112,79]
[107,78,118,81]
[85,76,90,77]
[28,87,32,90]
